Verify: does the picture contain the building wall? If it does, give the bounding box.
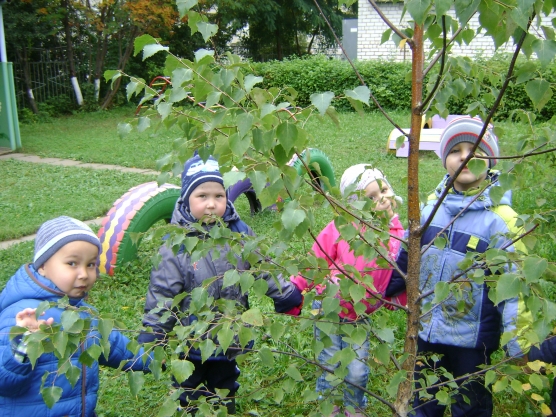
[357,1,554,61]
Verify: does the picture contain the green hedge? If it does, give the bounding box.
[251,55,556,121]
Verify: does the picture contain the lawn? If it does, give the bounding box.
[1,107,553,416]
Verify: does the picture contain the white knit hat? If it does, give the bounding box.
[439,117,499,168]
[340,164,395,197]
[34,216,101,268]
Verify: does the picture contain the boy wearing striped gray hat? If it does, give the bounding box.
[396,117,530,417]
[0,216,153,415]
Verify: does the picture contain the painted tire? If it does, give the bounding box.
[289,148,336,190]
[98,182,180,275]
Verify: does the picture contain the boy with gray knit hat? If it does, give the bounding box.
[393,117,530,417]
[0,216,152,416]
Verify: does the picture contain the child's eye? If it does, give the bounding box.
[87,263,96,268]
[68,261,77,267]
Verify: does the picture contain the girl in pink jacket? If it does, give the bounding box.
[291,164,405,417]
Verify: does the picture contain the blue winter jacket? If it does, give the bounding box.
[418,173,529,357]
[0,264,151,417]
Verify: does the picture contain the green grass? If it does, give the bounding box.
[2,109,555,416]
[0,159,161,241]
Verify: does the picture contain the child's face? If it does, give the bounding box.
[188,181,227,223]
[445,141,488,191]
[364,179,396,219]
[38,241,99,298]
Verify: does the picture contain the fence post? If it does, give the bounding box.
[0,4,22,152]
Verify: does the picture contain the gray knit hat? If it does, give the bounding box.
[439,116,499,168]
[34,216,101,268]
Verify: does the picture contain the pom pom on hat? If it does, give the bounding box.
[340,164,396,198]
[439,117,499,168]
[34,216,101,268]
[180,154,224,209]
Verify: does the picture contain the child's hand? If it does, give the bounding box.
[15,308,54,332]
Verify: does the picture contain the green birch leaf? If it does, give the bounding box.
[433,281,450,304]
[244,74,263,93]
[157,102,172,120]
[248,171,268,196]
[199,339,216,363]
[529,372,544,390]
[35,301,50,319]
[489,186,505,205]
[172,68,193,88]
[217,327,234,353]
[495,273,520,304]
[175,0,198,18]
[510,378,523,393]
[157,397,180,417]
[61,310,80,332]
[66,365,81,387]
[386,370,407,397]
[454,0,481,26]
[117,122,132,138]
[27,339,44,367]
[281,206,306,231]
[485,370,496,386]
[435,389,450,405]
[126,80,139,101]
[310,91,335,115]
[128,371,145,397]
[194,48,215,63]
[493,377,508,392]
[103,69,120,84]
[381,28,392,44]
[52,330,68,357]
[239,272,255,295]
[515,61,537,84]
[276,122,298,154]
[435,0,452,18]
[187,10,203,34]
[41,386,63,409]
[137,117,151,133]
[134,34,157,56]
[350,284,366,304]
[525,79,553,111]
[270,322,285,340]
[285,365,304,381]
[242,308,264,326]
[344,86,370,106]
[375,343,390,365]
[406,0,432,25]
[222,269,241,289]
[259,346,274,366]
[468,158,487,178]
[261,103,277,118]
[532,39,556,69]
[523,256,548,283]
[169,87,188,103]
[171,359,195,383]
[143,44,169,61]
[228,133,250,159]
[197,21,218,42]
[237,112,254,138]
[205,91,221,109]
[346,96,364,116]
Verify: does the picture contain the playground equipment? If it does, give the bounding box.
[386,115,463,158]
[135,76,172,116]
[97,148,336,275]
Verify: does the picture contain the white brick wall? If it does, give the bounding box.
[357,0,556,61]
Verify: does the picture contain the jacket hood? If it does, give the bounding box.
[171,198,242,228]
[0,264,86,314]
[433,171,512,217]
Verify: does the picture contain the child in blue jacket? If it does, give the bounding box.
[0,216,152,416]
[397,117,530,417]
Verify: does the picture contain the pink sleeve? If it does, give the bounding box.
[310,221,340,266]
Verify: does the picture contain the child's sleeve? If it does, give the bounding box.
[101,329,152,372]
[138,244,187,344]
[0,318,33,396]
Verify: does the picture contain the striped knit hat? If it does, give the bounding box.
[34,216,101,268]
[180,154,224,209]
[439,117,499,168]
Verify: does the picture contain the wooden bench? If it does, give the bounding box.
[386,115,464,158]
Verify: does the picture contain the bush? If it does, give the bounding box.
[251,54,556,120]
